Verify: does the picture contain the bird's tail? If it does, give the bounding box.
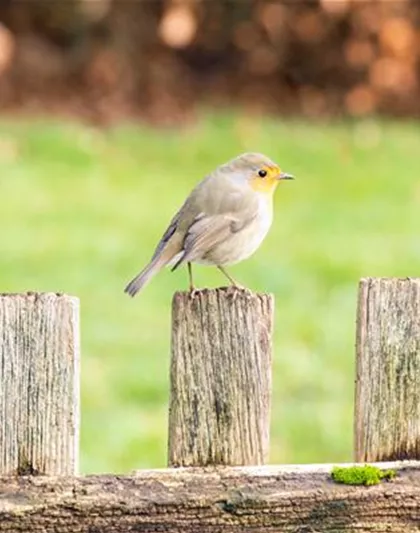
[124,256,165,297]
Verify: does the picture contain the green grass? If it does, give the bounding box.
[0,113,419,473]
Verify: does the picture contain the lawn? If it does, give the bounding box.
[0,113,419,473]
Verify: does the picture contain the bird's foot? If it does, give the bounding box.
[188,286,199,300]
[226,284,249,301]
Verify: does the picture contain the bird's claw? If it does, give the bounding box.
[226,284,247,301]
[188,287,199,300]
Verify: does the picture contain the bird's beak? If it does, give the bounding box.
[278,172,294,180]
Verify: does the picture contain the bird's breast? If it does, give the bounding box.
[197,194,273,266]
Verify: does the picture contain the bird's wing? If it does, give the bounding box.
[171,210,257,270]
[152,176,259,268]
[150,210,181,262]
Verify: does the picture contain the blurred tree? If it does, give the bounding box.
[0,0,419,121]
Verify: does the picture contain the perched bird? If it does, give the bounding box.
[124,152,293,296]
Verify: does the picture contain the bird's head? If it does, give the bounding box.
[226,152,294,194]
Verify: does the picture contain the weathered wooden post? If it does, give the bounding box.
[0,292,80,475]
[168,288,274,467]
[355,277,420,462]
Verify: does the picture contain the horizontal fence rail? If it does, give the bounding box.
[1,463,420,532]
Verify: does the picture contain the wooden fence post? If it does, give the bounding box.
[0,292,80,475]
[355,277,420,462]
[168,288,274,467]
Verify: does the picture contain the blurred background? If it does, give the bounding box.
[0,0,419,473]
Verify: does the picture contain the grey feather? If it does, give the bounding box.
[171,210,257,270]
[150,211,180,262]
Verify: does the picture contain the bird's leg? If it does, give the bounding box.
[188,262,198,298]
[217,266,244,290]
[188,262,194,291]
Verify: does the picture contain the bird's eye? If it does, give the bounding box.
[258,169,267,178]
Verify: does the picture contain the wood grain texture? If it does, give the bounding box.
[355,278,420,462]
[0,293,80,475]
[0,462,420,532]
[168,288,273,467]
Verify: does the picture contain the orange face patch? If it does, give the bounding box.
[250,164,281,193]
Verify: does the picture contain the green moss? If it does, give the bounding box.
[331,465,396,486]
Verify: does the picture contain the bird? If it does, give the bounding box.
[124,152,294,296]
